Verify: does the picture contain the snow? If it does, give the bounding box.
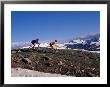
[22,46,31,49]
[73,49,100,53]
[73,39,86,44]
[39,43,50,47]
[11,68,69,77]
[12,39,100,53]
[12,41,31,49]
[64,42,74,45]
[39,43,66,49]
[64,39,86,45]
[89,51,100,53]
[90,42,100,46]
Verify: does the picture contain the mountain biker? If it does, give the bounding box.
[31,38,40,47]
[49,40,59,49]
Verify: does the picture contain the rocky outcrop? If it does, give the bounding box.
[11,47,100,77]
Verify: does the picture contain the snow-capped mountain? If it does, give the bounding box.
[11,42,31,49]
[78,33,99,42]
[12,33,100,51]
[64,33,100,51]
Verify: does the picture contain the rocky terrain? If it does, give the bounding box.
[11,47,100,77]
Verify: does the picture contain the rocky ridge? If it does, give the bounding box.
[11,47,100,77]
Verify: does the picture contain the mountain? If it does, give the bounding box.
[11,42,31,49]
[79,33,100,42]
[65,33,100,51]
[12,33,100,51]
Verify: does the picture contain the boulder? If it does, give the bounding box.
[21,58,32,64]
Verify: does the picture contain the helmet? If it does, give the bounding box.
[36,38,39,40]
[55,40,57,42]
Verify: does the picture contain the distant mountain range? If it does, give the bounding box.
[12,33,100,51]
[11,42,31,49]
[65,33,100,51]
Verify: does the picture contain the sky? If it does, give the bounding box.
[11,11,100,42]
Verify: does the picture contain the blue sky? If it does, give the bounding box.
[11,11,100,42]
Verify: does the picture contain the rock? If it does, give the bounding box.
[82,70,84,72]
[86,72,95,77]
[11,47,100,77]
[18,50,21,52]
[45,63,51,67]
[12,51,16,53]
[58,61,63,65]
[60,67,68,74]
[42,56,51,60]
[21,58,32,64]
